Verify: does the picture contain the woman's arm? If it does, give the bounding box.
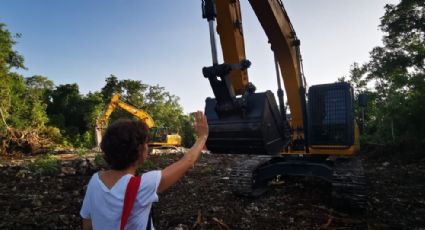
[82,219,92,230]
[157,111,208,193]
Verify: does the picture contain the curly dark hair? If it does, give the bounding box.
[100,119,149,170]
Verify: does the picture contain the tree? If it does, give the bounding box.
[26,75,54,101]
[0,23,25,74]
[46,84,106,147]
[178,114,196,147]
[343,0,425,147]
[0,23,27,131]
[100,75,121,102]
[368,0,424,144]
[142,84,183,130]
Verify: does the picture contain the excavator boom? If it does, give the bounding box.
[249,0,307,140]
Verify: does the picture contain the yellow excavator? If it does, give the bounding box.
[95,93,181,149]
[201,0,367,209]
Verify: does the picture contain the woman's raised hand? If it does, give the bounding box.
[193,111,208,140]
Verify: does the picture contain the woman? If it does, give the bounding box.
[80,111,208,229]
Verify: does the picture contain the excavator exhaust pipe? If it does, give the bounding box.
[205,91,289,155]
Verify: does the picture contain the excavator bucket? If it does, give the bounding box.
[205,91,289,155]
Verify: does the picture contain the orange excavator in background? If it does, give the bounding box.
[95,93,181,149]
[201,0,367,209]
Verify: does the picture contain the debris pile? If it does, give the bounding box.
[0,128,53,155]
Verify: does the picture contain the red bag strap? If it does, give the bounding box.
[120,175,142,230]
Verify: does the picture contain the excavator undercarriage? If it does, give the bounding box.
[230,155,367,211]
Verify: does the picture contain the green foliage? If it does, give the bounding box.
[46,83,83,130]
[76,148,89,157]
[142,85,183,130]
[0,24,26,132]
[0,73,49,131]
[45,84,104,148]
[0,23,25,73]
[31,154,60,174]
[343,0,425,148]
[40,126,64,144]
[138,159,157,170]
[94,153,107,167]
[179,114,196,147]
[72,131,95,149]
[26,75,54,102]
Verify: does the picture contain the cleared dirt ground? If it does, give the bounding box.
[0,146,424,229]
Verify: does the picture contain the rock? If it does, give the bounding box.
[172,224,189,230]
[16,169,29,178]
[211,206,223,212]
[32,200,42,207]
[87,158,97,168]
[78,160,88,175]
[59,214,70,225]
[61,167,76,175]
[60,161,72,167]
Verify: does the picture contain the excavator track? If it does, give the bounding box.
[332,157,367,211]
[229,155,273,197]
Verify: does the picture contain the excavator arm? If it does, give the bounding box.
[96,93,155,129]
[95,93,156,148]
[202,0,292,154]
[214,0,249,95]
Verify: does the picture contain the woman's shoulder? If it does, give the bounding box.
[87,172,99,186]
[138,170,162,204]
[142,170,161,178]
[141,170,162,186]
[85,172,103,191]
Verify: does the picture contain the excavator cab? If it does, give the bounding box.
[149,127,182,148]
[308,82,355,147]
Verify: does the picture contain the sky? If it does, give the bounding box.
[1,0,399,113]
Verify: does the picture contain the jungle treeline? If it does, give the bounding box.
[0,0,423,154]
[0,25,196,152]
